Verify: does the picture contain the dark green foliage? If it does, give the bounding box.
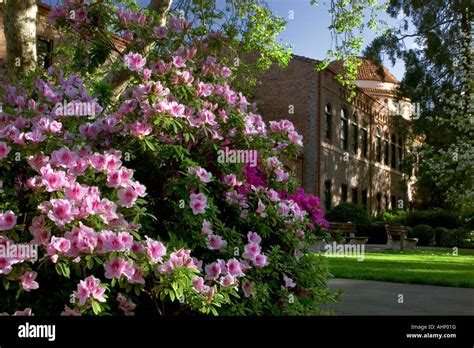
[403,210,460,229]
[325,203,371,229]
[411,224,435,246]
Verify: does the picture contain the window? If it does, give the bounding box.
[376,193,382,214]
[375,127,382,162]
[340,109,348,150]
[361,189,368,210]
[351,187,358,204]
[37,37,53,69]
[351,113,358,154]
[384,132,389,165]
[398,138,403,170]
[341,184,348,203]
[361,128,368,158]
[384,194,389,211]
[324,104,332,142]
[391,195,397,210]
[324,181,332,211]
[391,133,397,169]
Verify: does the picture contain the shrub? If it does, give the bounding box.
[404,210,459,229]
[0,2,334,316]
[434,227,448,246]
[440,229,474,248]
[325,203,371,231]
[371,210,407,225]
[411,225,435,246]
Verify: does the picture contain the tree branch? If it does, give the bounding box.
[101,0,172,103]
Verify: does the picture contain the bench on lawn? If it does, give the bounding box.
[385,224,418,251]
[327,222,369,245]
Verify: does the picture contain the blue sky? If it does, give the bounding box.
[41,0,408,80]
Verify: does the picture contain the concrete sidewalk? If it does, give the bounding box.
[325,278,474,315]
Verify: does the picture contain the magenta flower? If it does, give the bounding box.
[189,193,208,214]
[19,271,39,292]
[242,282,256,298]
[247,231,262,244]
[117,293,136,316]
[220,274,237,287]
[0,211,17,231]
[188,166,212,183]
[123,52,147,72]
[242,243,261,261]
[172,55,186,68]
[0,142,11,159]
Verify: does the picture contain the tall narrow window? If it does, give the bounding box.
[324,180,332,211]
[324,104,332,142]
[361,128,368,158]
[37,37,53,69]
[398,138,403,170]
[391,133,397,169]
[391,195,397,210]
[375,127,382,162]
[351,113,358,154]
[341,184,348,203]
[361,189,368,210]
[376,193,382,214]
[351,187,358,204]
[384,132,389,165]
[340,109,348,150]
[384,194,389,211]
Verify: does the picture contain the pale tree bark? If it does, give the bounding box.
[102,0,172,102]
[4,0,38,81]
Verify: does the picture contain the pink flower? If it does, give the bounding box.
[104,257,128,279]
[253,254,268,268]
[172,55,186,68]
[0,142,11,159]
[222,174,242,187]
[201,219,213,235]
[283,275,296,288]
[48,236,71,256]
[206,234,227,250]
[47,199,74,227]
[242,282,256,297]
[247,231,262,244]
[220,274,237,287]
[227,258,244,277]
[117,293,136,316]
[65,182,87,202]
[220,67,232,78]
[0,211,17,231]
[242,242,261,261]
[0,257,13,274]
[288,130,303,146]
[61,306,81,316]
[188,166,212,183]
[145,237,166,263]
[75,7,87,22]
[153,26,168,38]
[19,271,39,292]
[74,275,106,306]
[40,167,67,192]
[204,262,221,280]
[123,52,147,71]
[192,276,206,292]
[13,308,33,316]
[130,121,152,137]
[117,187,138,208]
[51,148,78,168]
[189,193,208,214]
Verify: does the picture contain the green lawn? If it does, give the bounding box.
[317,248,474,288]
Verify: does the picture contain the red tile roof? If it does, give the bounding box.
[329,58,398,84]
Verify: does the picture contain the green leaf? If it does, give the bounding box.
[91,300,102,315]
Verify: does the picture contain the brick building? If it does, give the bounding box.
[253,55,415,215]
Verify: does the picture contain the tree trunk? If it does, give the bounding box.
[102,0,172,102]
[4,0,38,81]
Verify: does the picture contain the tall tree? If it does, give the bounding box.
[4,0,38,81]
[364,0,473,212]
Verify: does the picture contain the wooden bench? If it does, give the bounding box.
[327,222,369,245]
[385,224,418,251]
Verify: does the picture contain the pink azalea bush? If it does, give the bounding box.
[0,0,337,316]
